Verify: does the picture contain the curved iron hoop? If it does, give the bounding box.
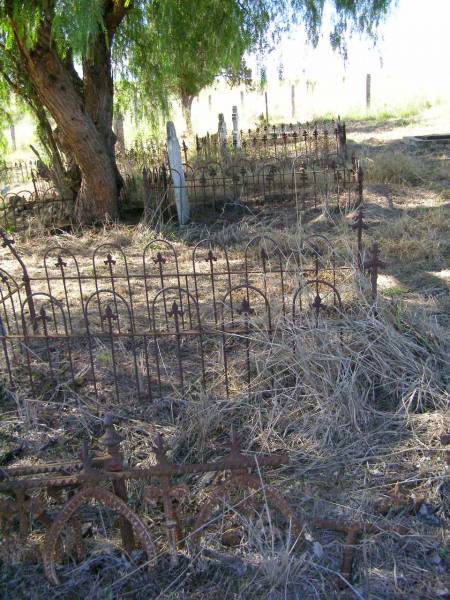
[150,285,206,395]
[192,160,224,179]
[83,288,135,331]
[142,238,180,272]
[292,279,343,321]
[151,285,203,332]
[20,292,70,336]
[143,240,183,327]
[43,246,81,274]
[221,283,272,325]
[43,247,83,328]
[244,235,285,263]
[0,266,22,297]
[92,243,130,275]
[41,186,60,201]
[42,485,157,586]
[92,243,134,330]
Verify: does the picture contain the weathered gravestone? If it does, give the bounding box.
[218,113,230,162]
[167,121,190,225]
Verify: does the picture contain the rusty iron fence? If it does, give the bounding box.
[0,159,40,187]
[0,414,406,587]
[0,186,75,232]
[142,155,362,221]
[191,120,346,163]
[121,120,346,172]
[0,215,381,404]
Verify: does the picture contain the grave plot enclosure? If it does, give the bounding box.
[0,228,371,404]
[144,157,362,219]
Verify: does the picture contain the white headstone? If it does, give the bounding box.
[232,106,241,149]
[166,121,190,225]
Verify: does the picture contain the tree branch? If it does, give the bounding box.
[105,0,133,38]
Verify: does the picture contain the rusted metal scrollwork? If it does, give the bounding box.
[0,415,292,585]
[0,414,406,588]
[42,485,157,586]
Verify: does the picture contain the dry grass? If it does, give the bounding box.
[0,117,449,599]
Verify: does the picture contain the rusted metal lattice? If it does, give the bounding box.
[143,156,361,221]
[0,223,382,404]
[0,415,407,587]
[0,224,383,404]
[192,121,343,162]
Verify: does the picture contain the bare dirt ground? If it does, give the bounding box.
[0,111,449,599]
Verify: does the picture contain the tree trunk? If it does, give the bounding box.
[181,92,194,136]
[83,33,124,199]
[33,105,79,197]
[11,16,119,222]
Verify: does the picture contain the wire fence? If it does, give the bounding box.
[0,159,40,187]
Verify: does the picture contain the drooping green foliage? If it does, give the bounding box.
[112,0,393,126]
[113,0,261,124]
[0,0,394,130]
[0,0,394,217]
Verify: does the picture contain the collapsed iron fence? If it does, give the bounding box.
[0,216,382,404]
[0,414,408,588]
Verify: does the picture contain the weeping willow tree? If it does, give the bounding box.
[0,0,392,223]
[116,1,258,134]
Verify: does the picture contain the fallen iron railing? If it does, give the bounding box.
[0,415,408,588]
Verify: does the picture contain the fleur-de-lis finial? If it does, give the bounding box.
[153,252,166,266]
[205,249,217,263]
[104,253,116,266]
[38,305,51,323]
[101,304,117,323]
[310,293,325,314]
[55,255,67,269]
[168,300,182,319]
